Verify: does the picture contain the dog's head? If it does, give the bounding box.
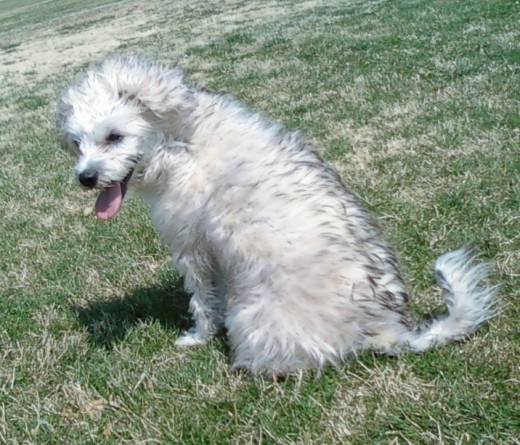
[58,54,194,220]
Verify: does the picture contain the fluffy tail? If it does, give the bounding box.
[406,245,499,352]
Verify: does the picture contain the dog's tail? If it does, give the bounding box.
[404,245,499,352]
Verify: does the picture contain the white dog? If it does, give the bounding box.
[58,55,497,375]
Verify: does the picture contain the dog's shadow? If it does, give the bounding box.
[74,274,192,349]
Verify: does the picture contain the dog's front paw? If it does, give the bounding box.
[175,328,209,347]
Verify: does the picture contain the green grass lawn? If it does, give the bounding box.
[0,0,518,443]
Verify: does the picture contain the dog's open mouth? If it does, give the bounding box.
[95,169,134,220]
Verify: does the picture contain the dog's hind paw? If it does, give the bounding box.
[175,328,209,347]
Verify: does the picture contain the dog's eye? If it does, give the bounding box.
[107,133,124,144]
[72,139,80,151]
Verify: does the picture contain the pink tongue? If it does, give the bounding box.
[95,183,123,220]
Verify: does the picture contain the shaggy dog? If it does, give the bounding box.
[58,55,497,375]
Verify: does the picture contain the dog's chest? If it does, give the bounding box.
[146,186,209,262]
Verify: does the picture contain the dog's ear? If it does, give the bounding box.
[103,55,195,118]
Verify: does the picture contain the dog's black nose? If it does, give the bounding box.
[78,171,99,189]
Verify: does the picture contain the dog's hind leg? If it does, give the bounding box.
[224,281,341,375]
[175,261,225,347]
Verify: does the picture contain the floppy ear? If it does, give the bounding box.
[102,55,196,118]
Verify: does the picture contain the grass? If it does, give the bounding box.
[0,0,115,34]
[0,0,519,443]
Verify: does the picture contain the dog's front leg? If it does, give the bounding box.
[175,258,225,347]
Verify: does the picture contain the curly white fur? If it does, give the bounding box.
[58,55,498,375]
